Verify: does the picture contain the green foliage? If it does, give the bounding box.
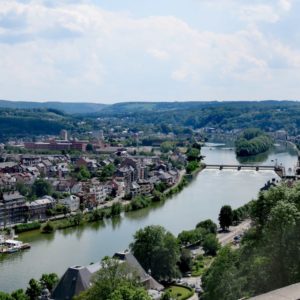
[163,285,194,300]
[15,222,41,233]
[126,196,151,211]
[186,161,199,174]
[178,249,193,273]
[75,258,150,300]
[0,292,13,300]
[77,166,91,181]
[10,290,28,300]
[196,219,217,234]
[41,221,55,234]
[160,141,175,153]
[31,179,52,198]
[218,205,233,230]
[186,147,200,162]
[130,225,180,281]
[177,228,207,246]
[202,234,220,256]
[154,182,167,193]
[111,203,122,216]
[25,279,41,300]
[235,129,273,156]
[86,144,93,152]
[202,183,300,299]
[98,164,116,182]
[39,273,59,291]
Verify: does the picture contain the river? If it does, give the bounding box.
[0,143,298,293]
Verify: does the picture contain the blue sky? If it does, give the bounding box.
[0,0,299,103]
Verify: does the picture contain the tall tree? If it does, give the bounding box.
[130,225,180,281]
[218,205,233,230]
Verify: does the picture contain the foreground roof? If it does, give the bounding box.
[248,282,300,300]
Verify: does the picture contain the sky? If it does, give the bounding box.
[0,0,300,103]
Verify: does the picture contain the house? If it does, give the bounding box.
[27,197,55,221]
[76,157,98,171]
[58,195,80,212]
[137,179,154,195]
[51,251,163,300]
[0,192,27,225]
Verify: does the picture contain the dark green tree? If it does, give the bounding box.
[25,279,42,300]
[196,219,217,234]
[31,179,52,198]
[130,225,180,281]
[202,234,220,256]
[219,205,233,231]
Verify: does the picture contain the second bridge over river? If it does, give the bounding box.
[204,164,282,172]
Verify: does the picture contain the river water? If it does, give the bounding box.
[0,143,298,293]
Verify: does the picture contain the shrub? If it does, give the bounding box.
[15,222,41,233]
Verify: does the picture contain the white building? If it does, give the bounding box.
[59,195,80,212]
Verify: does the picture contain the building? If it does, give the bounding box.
[27,197,55,221]
[51,251,163,300]
[58,195,80,212]
[248,282,300,299]
[0,192,27,226]
[60,130,68,141]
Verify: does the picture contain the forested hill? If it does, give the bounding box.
[0,108,75,140]
[0,100,107,114]
[89,100,300,135]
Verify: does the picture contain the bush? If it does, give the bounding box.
[41,221,55,234]
[15,222,41,233]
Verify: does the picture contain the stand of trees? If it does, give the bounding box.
[235,128,273,156]
[202,183,300,300]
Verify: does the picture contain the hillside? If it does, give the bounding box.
[0,100,107,114]
[0,108,75,141]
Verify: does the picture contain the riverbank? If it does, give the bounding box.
[3,165,205,237]
[0,144,293,293]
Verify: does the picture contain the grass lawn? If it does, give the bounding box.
[192,255,213,276]
[164,285,193,300]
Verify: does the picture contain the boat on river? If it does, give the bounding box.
[0,238,31,254]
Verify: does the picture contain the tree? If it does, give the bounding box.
[86,144,93,152]
[186,147,200,161]
[178,249,193,273]
[196,219,217,234]
[160,141,175,153]
[111,203,122,216]
[25,279,41,300]
[202,234,220,256]
[39,273,59,291]
[31,179,52,198]
[11,289,28,300]
[0,292,13,300]
[41,221,54,234]
[219,205,233,231]
[99,164,116,182]
[77,166,91,181]
[75,258,150,300]
[130,225,180,281]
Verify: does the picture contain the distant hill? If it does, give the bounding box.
[0,100,107,114]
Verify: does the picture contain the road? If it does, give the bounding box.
[217,219,252,246]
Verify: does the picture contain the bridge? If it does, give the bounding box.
[204,164,286,176]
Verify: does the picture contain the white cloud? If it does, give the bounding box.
[0,0,299,101]
[278,0,292,11]
[239,4,280,23]
[147,48,169,60]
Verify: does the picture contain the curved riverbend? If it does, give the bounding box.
[0,143,297,292]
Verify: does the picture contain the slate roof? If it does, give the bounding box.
[52,252,163,300]
[51,266,93,300]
